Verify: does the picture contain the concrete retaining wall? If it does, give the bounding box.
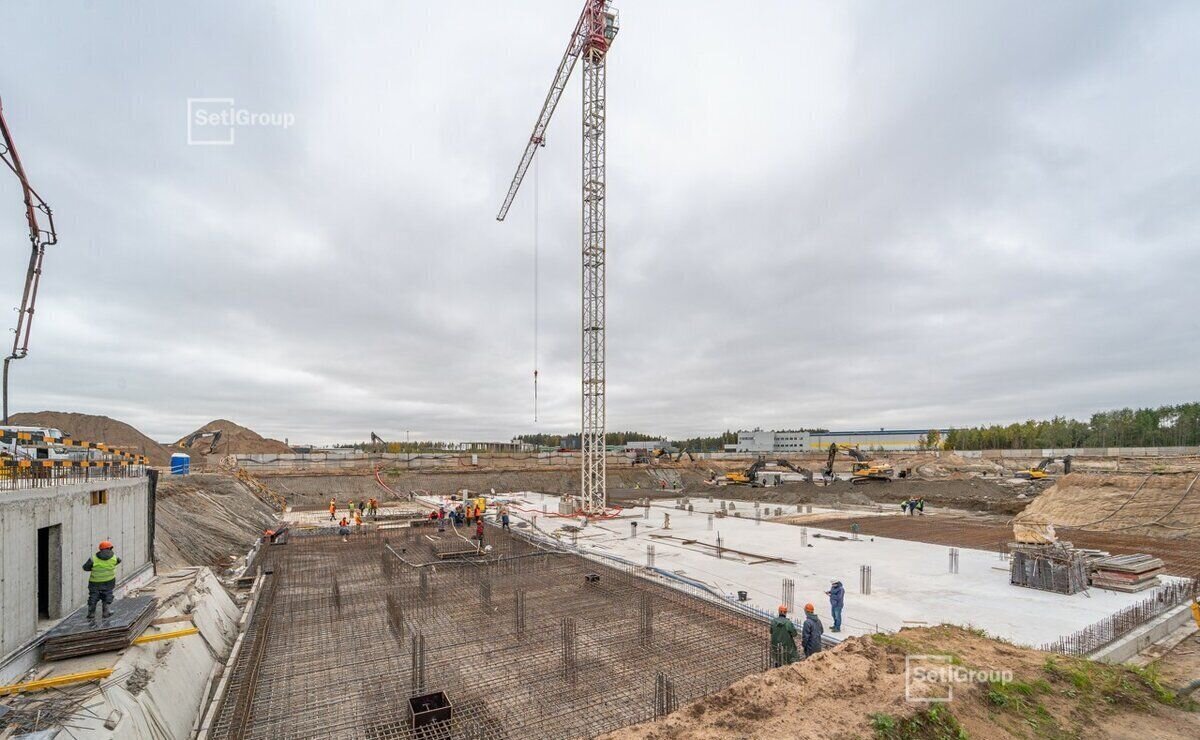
[0,477,151,660]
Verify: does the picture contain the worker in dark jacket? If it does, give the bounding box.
[825,580,845,632]
[83,540,120,620]
[801,603,824,657]
[769,605,799,667]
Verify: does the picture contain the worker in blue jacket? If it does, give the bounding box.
[825,579,845,633]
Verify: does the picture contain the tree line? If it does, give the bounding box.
[943,403,1200,450]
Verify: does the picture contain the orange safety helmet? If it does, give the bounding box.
[778,605,788,615]
[804,603,815,613]
[98,540,114,550]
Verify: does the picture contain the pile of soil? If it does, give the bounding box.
[601,625,1200,740]
[154,472,279,572]
[8,410,173,465]
[1014,472,1200,539]
[893,451,1006,479]
[174,419,292,456]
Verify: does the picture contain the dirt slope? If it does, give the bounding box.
[602,626,1199,740]
[154,472,279,572]
[1014,472,1200,538]
[174,419,292,456]
[8,410,172,465]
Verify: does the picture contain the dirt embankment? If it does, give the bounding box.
[175,418,292,456]
[258,473,401,509]
[1015,472,1200,538]
[601,625,1200,740]
[154,473,279,572]
[9,410,173,465]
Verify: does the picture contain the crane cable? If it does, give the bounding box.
[533,154,540,423]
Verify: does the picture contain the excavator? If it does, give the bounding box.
[824,443,893,485]
[653,445,695,463]
[725,457,814,485]
[1015,455,1072,480]
[370,432,390,452]
[178,430,223,455]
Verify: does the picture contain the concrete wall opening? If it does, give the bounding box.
[36,524,63,620]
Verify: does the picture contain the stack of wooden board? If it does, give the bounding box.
[1090,554,1164,592]
[41,596,157,660]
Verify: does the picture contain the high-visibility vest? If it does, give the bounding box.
[89,553,118,584]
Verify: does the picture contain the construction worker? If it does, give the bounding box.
[328,498,337,521]
[769,605,799,667]
[916,498,925,516]
[475,518,485,544]
[465,504,474,526]
[825,580,845,633]
[801,603,824,657]
[338,517,351,542]
[354,509,363,530]
[501,505,511,532]
[83,541,120,620]
[368,497,379,519]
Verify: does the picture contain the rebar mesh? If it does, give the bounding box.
[207,525,769,739]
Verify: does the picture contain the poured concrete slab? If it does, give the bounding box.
[485,492,1170,647]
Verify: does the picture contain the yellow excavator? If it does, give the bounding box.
[1015,455,1072,480]
[824,443,893,485]
[725,457,814,485]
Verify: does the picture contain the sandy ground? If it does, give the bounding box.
[1015,472,1200,537]
[600,625,1200,740]
[154,472,278,572]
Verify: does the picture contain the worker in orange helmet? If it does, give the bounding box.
[328,498,337,521]
[83,540,121,620]
[801,603,824,657]
[769,605,798,667]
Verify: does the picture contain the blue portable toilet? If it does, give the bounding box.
[170,452,190,475]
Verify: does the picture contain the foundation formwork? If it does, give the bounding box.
[208,524,770,739]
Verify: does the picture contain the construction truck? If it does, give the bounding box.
[1015,455,1072,480]
[823,443,893,485]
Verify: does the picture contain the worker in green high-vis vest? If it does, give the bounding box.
[82,540,121,620]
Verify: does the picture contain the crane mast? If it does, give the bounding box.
[498,0,619,514]
[0,97,56,424]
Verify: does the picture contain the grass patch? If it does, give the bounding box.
[1044,656,1198,711]
[870,706,967,740]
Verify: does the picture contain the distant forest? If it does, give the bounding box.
[943,403,1200,450]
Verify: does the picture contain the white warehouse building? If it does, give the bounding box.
[725,428,948,453]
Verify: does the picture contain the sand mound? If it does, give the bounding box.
[154,472,279,572]
[602,625,1199,740]
[1014,472,1200,539]
[174,419,292,456]
[7,410,172,466]
[894,451,1005,479]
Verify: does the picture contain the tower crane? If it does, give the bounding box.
[0,97,57,424]
[496,1,620,514]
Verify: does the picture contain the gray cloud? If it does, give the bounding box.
[1,0,1197,443]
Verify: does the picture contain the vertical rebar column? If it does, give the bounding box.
[949,548,960,574]
[643,500,649,519]
[654,673,677,718]
[480,577,493,609]
[716,533,723,560]
[561,616,578,684]
[782,578,795,614]
[630,521,638,538]
[646,543,655,568]
[332,577,342,616]
[639,593,653,647]
[801,527,808,548]
[515,589,527,640]
[411,632,426,693]
[580,38,608,514]
[707,513,713,531]
[860,565,872,594]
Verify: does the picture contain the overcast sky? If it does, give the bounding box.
[1,1,1197,444]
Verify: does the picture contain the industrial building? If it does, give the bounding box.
[0,470,155,682]
[724,428,949,453]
